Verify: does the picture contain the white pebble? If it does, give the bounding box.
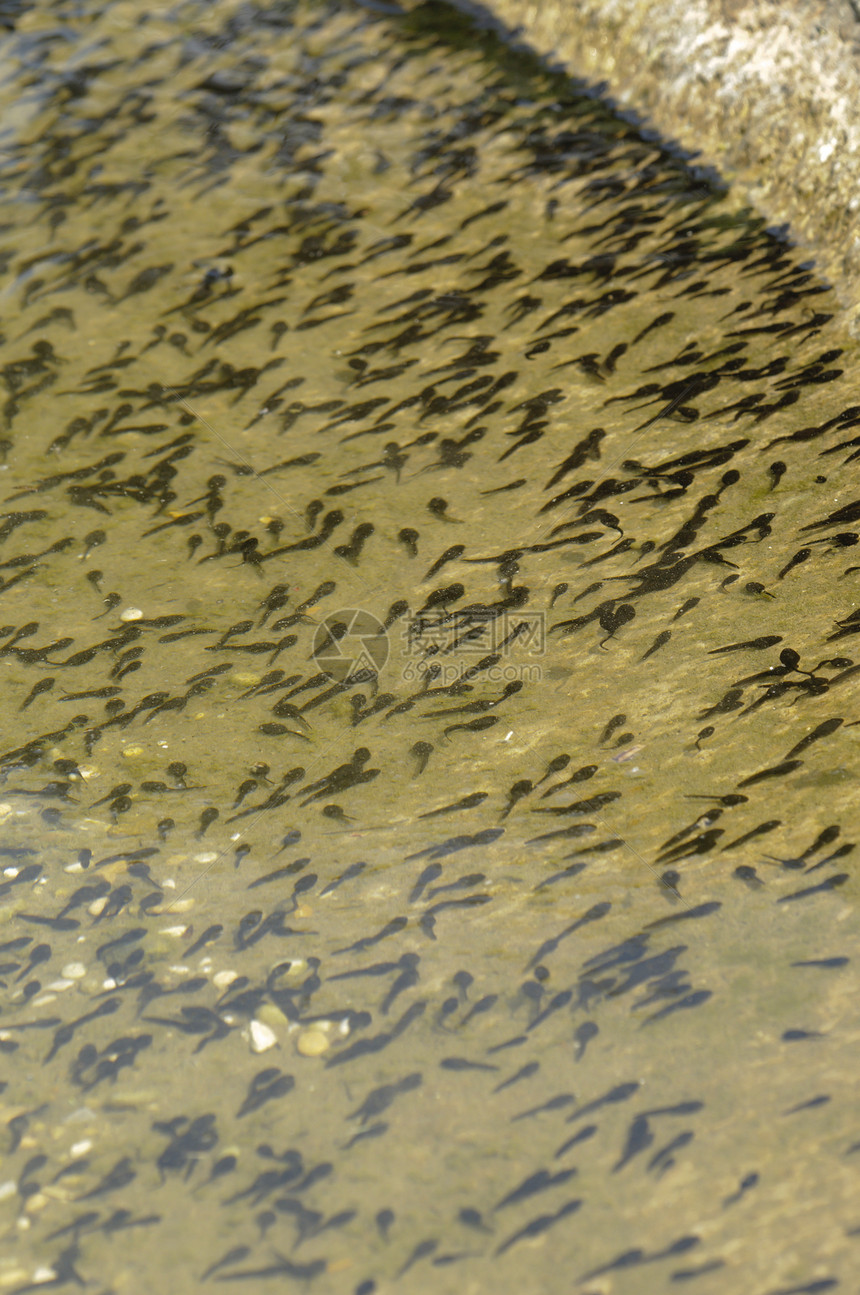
[70,1140,92,1158]
[0,1181,16,1200]
[32,1268,56,1284]
[213,970,238,989]
[249,1020,277,1053]
[119,607,143,622]
[61,963,87,980]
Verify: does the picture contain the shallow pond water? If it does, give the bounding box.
[0,1,858,1291]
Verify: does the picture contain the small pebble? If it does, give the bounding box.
[250,1020,278,1053]
[119,607,144,622]
[255,1003,289,1031]
[296,1028,330,1057]
[61,963,87,980]
[163,898,194,912]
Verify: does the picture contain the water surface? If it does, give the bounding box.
[0,1,857,1291]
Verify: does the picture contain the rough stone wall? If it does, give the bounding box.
[441,0,860,332]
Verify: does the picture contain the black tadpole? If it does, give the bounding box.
[444,715,499,738]
[660,870,681,898]
[197,807,219,837]
[376,1209,394,1241]
[423,544,465,582]
[599,714,627,745]
[768,460,787,489]
[734,865,763,888]
[82,529,106,559]
[427,496,458,522]
[420,792,488,819]
[96,592,122,617]
[640,630,671,661]
[166,761,188,788]
[672,597,700,620]
[737,759,803,789]
[398,527,419,557]
[572,1022,598,1062]
[322,804,354,824]
[686,792,748,806]
[777,547,812,579]
[500,779,532,819]
[19,677,55,710]
[535,753,570,786]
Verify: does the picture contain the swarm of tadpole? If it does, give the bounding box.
[0,0,855,1291]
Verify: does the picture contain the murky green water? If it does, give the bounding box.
[0,1,857,1290]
